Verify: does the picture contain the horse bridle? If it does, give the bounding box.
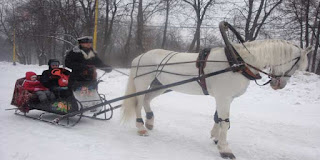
[248,56,301,78]
[245,56,301,86]
[266,56,301,78]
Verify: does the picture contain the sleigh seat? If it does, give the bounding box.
[11,77,41,112]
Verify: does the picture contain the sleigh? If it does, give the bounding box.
[11,77,114,127]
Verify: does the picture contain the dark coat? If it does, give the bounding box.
[40,68,70,91]
[65,46,112,87]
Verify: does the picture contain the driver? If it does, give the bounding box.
[65,36,112,88]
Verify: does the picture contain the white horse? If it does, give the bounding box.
[121,39,312,159]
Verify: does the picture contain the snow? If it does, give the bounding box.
[1,61,319,160]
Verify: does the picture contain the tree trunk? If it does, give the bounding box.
[188,27,197,52]
[316,60,320,75]
[136,0,144,53]
[79,0,95,35]
[102,0,117,59]
[245,0,254,41]
[195,22,201,52]
[305,0,310,48]
[299,13,304,48]
[243,0,282,41]
[161,0,170,49]
[311,21,320,72]
[311,2,320,45]
[183,0,213,52]
[124,0,136,64]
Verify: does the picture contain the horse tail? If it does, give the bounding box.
[121,68,137,122]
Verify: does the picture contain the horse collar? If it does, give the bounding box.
[224,47,262,80]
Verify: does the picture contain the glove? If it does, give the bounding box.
[100,66,112,73]
[50,75,60,79]
[34,88,48,91]
[34,88,42,91]
[82,65,90,76]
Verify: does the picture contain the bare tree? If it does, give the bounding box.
[100,0,120,59]
[124,0,136,63]
[313,20,320,73]
[182,0,214,52]
[309,1,320,73]
[161,0,171,49]
[280,0,320,73]
[136,0,144,53]
[242,0,283,41]
[78,0,96,35]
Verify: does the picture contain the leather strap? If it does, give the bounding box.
[196,48,211,95]
[224,47,261,80]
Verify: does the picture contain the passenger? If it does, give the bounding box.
[40,59,71,97]
[23,71,55,103]
[65,36,112,88]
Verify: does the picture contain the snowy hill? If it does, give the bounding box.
[0,62,319,160]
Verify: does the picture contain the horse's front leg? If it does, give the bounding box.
[210,111,220,144]
[213,97,235,159]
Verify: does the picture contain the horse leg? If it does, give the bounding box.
[210,111,221,144]
[215,97,236,159]
[135,95,149,136]
[143,88,165,130]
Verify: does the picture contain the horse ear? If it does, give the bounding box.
[303,46,313,56]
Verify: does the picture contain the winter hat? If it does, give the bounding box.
[77,36,93,43]
[48,59,60,69]
[25,72,37,80]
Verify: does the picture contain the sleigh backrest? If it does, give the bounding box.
[11,77,39,112]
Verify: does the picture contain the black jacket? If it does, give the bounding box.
[65,46,112,85]
[40,68,70,90]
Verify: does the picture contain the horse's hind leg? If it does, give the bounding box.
[134,77,160,136]
[143,89,165,130]
[135,95,149,136]
[143,79,165,130]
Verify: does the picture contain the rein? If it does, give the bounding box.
[131,60,229,68]
[133,54,230,79]
[155,52,180,78]
[245,56,300,79]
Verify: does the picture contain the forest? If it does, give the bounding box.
[0,0,319,74]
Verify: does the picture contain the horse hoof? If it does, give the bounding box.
[214,140,218,144]
[145,124,153,130]
[220,152,236,159]
[138,130,149,136]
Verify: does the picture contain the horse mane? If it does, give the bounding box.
[232,39,302,74]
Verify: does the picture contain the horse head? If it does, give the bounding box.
[270,46,312,90]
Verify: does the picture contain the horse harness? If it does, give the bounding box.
[196,48,211,95]
[195,47,262,95]
[224,46,262,80]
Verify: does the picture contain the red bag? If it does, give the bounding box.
[51,69,69,87]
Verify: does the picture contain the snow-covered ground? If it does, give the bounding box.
[0,61,319,160]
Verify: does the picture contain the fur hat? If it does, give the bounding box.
[77,36,93,43]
